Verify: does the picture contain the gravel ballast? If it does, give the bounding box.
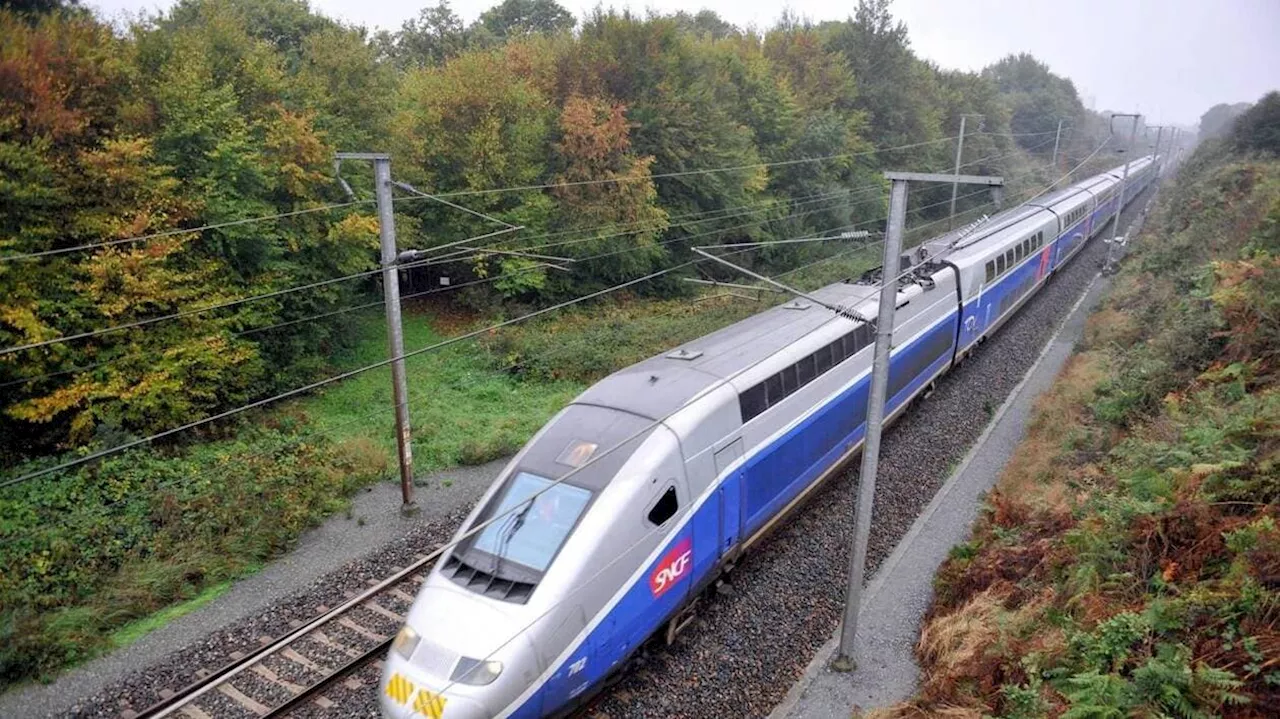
[48,194,1149,719]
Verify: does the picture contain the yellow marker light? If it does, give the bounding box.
[385,672,415,706]
[414,688,448,719]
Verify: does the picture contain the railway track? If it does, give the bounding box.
[82,188,1159,719]
[134,560,433,719]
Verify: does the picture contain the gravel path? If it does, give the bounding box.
[49,194,1148,719]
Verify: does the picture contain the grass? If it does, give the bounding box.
[108,578,236,649]
[299,307,583,473]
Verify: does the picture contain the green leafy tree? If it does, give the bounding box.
[1231,91,1280,155]
[984,52,1088,152]
[1199,101,1251,141]
[477,0,575,40]
[375,0,467,68]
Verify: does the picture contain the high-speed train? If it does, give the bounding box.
[380,156,1160,719]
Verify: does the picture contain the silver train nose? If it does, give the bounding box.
[381,661,492,719]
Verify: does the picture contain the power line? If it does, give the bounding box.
[0,151,1026,385]
[1,137,956,265]
[0,187,869,358]
[0,226,523,357]
[388,136,959,203]
[0,200,374,263]
[0,191,866,386]
[11,179,1004,491]
[3,136,1029,357]
[0,228,860,487]
[65,216,895,510]
[0,178,997,385]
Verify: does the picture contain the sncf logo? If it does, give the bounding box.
[650,537,693,598]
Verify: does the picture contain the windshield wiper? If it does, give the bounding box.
[491,498,533,581]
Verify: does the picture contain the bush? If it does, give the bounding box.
[0,424,386,686]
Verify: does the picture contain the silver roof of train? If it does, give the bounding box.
[574,282,877,420]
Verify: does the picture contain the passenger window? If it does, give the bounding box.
[1006,249,1015,267]
[647,487,679,526]
[1015,244,1023,261]
[828,339,845,365]
[765,373,783,405]
[796,355,816,386]
[739,384,767,421]
[997,254,1006,274]
[985,261,995,282]
[1024,239,1031,255]
[814,344,833,374]
[856,323,874,350]
[842,331,859,358]
[780,365,798,394]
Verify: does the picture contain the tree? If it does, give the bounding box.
[822,0,946,166]
[984,53,1087,152]
[1199,101,1251,141]
[0,0,79,14]
[1231,91,1280,155]
[477,0,575,40]
[672,10,737,40]
[376,0,467,68]
[546,95,668,291]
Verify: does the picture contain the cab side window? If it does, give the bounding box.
[647,486,679,526]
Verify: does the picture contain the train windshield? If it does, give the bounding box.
[471,472,593,572]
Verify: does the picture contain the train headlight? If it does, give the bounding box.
[451,656,503,686]
[392,625,421,661]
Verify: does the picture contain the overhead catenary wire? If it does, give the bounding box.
[1,137,1034,358]
[1,136,957,265]
[0,149,1049,440]
[0,191,869,386]
[0,200,375,263]
[0,183,1002,390]
[0,140,1031,389]
[3,187,1007,496]
[0,226,868,488]
[88,222,893,512]
[0,187,874,358]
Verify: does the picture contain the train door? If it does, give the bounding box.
[713,439,744,559]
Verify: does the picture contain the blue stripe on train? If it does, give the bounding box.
[509,313,959,717]
[511,170,1159,717]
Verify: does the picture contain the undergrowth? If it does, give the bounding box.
[0,419,388,686]
[873,148,1280,718]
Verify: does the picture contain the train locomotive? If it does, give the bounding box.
[380,156,1160,719]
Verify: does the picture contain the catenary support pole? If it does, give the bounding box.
[1104,114,1140,274]
[833,168,1002,672]
[1151,126,1165,175]
[832,178,906,671]
[948,115,970,230]
[338,152,418,515]
[1051,119,1065,169]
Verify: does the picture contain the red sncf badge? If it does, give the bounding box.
[649,537,693,598]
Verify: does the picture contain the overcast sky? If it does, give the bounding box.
[91,0,1280,127]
